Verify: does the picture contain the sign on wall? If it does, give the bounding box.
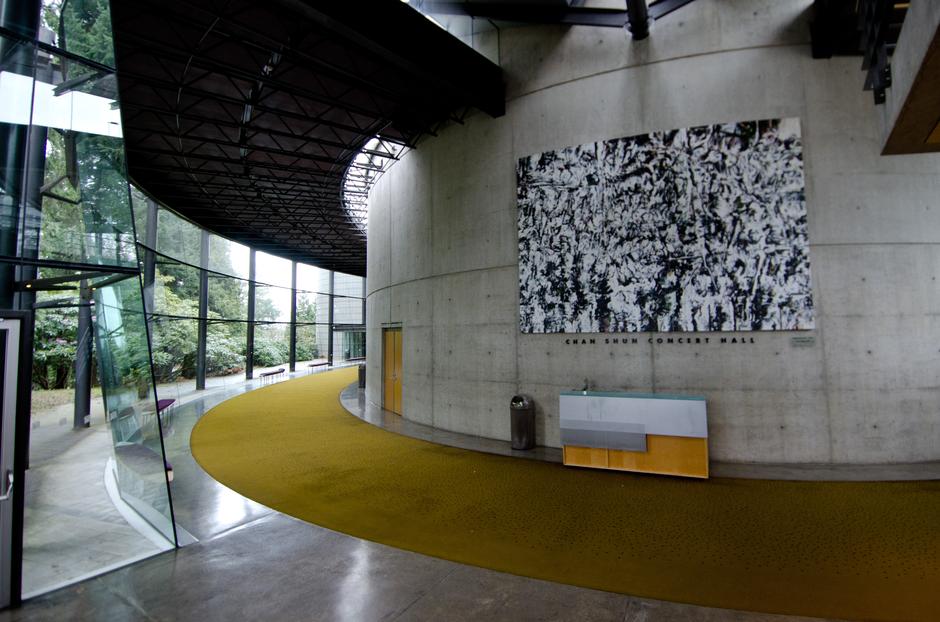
[517,118,814,333]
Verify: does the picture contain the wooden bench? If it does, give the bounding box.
[259,368,286,384]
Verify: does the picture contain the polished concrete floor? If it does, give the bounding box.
[8,369,869,621]
[23,404,163,596]
[4,512,843,622]
[21,363,321,597]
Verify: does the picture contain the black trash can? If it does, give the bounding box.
[510,395,535,450]
[358,363,366,389]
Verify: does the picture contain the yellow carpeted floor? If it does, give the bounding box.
[191,368,940,621]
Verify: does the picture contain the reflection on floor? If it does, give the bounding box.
[22,362,331,598]
[2,512,842,622]
[23,404,162,596]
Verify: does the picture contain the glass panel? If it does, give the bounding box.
[92,274,175,544]
[156,208,201,267]
[253,322,290,371]
[0,34,35,288]
[254,283,291,323]
[130,184,151,246]
[333,329,366,363]
[152,256,200,318]
[296,262,326,295]
[333,271,363,298]
[149,316,198,404]
[206,320,247,387]
[295,323,325,367]
[54,0,117,68]
[254,250,292,288]
[208,272,248,321]
[334,295,363,325]
[333,271,364,325]
[4,45,135,268]
[208,233,249,279]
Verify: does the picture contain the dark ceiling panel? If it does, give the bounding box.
[111,0,504,276]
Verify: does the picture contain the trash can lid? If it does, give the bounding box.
[510,395,531,409]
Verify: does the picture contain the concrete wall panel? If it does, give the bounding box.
[365,0,940,464]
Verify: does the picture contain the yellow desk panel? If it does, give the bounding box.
[563,446,609,469]
[564,435,708,479]
[608,435,708,478]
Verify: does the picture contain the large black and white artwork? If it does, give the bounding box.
[517,118,814,333]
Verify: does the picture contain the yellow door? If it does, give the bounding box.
[383,328,402,415]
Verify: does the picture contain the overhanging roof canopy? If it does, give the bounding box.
[111,0,505,276]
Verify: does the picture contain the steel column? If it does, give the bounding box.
[327,270,334,367]
[195,230,209,390]
[289,261,297,372]
[246,249,256,379]
[72,281,92,429]
[141,199,158,314]
[626,0,650,40]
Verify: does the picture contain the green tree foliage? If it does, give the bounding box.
[252,327,289,368]
[148,273,198,382]
[32,306,78,389]
[46,0,116,68]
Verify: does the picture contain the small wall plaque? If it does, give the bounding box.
[791,335,816,347]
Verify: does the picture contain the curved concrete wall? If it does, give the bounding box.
[366,0,940,464]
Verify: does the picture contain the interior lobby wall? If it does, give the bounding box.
[366,0,940,464]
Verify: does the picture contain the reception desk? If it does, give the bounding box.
[559,391,709,478]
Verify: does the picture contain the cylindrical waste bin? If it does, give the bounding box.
[510,395,535,450]
[358,363,366,389]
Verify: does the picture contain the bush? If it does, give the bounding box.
[206,330,244,376]
[253,335,288,367]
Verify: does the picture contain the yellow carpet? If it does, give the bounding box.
[191,368,940,621]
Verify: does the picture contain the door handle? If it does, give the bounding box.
[0,470,13,501]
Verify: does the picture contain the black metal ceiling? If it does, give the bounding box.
[111,0,505,276]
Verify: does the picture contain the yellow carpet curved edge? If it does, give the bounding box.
[190,368,940,621]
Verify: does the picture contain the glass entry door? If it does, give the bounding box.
[0,312,31,608]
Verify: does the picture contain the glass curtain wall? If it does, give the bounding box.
[134,205,363,390]
[1,0,176,601]
[0,0,365,602]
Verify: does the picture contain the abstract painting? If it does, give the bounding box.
[517,118,813,333]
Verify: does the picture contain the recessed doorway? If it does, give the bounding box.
[382,328,402,415]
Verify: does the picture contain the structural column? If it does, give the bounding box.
[0,0,40,310]
[361,277,367,355]
[289,261,297,372]
[327,270,334,366]
[246,249,256,379]
[72,280,92,429]
[141,199,158,314]
[195,230,209,390]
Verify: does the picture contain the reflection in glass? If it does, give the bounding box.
[156,209,201,268]
[92,275,176,544]
[334,295,363,325]
[333,329,366,363]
